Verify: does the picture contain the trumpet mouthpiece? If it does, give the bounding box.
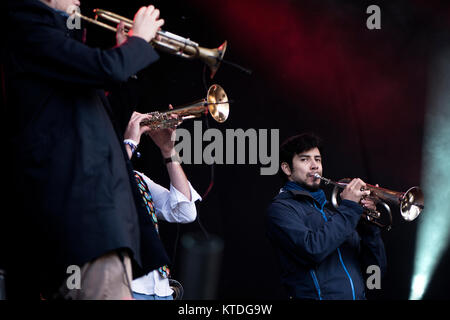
[313,173,322,179]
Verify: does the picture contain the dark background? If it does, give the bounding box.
[56,0,450,299]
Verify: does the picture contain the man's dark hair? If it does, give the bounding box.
[279,132,324,183]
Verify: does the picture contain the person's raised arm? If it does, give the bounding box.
[123,111,191,201]
[145,114,191,201]
[7,3,164,86]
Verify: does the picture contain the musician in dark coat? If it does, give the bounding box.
[1,0,170,299]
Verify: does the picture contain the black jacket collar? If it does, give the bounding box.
[273,188,337,210]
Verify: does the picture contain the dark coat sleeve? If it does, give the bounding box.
[266,199,363,265]
[8,6,159,87]
[357,222,388,277]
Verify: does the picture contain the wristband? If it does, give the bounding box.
[164,153,182,164]
[124,139,141,158]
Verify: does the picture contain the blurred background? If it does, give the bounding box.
[73,0,450,299]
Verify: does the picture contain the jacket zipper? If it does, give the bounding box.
[310,270,322,300]
[337,247,356,300]
[313,201,356,300]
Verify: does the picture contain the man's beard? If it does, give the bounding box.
[298,180,321,192]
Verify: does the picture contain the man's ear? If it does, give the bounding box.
[280,162,291,177]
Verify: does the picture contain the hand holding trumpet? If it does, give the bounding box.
[124,106,179,159]
[316,173,423,229]
[145,105,180,158]
[116,5,164,46]
[339,178,371,204]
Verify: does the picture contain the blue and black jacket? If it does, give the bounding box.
[266,188,387,300]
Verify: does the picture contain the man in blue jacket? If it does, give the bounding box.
[266,133,387,300]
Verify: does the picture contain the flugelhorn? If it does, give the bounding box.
[73,9,227,78]
[140,84,229,130]
[314,174,424,230]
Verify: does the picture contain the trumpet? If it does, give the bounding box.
[140,84,229,130]
[73,9,227,78]
[314,174,424,230]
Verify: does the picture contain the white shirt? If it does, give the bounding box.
[131,171,201,297]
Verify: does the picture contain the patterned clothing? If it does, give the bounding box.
[131,170,201,297]
[134,172,170,278]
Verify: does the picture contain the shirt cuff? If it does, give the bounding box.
[168,181,202,210]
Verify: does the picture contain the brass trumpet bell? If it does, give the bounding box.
[140,84,229,130]
[400,186,424,221]
[205,83,229,123]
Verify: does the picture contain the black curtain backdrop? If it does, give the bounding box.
[6,0,450,300]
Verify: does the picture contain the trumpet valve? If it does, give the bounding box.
[140,112,183,130]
